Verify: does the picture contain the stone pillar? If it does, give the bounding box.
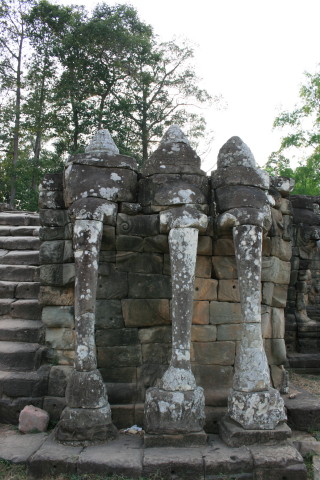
[144,206,208,447]
[56,130,137,444]
[212,137,289,445]
[228,224,286,430]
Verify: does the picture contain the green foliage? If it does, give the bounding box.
[0,0,215,209]
[266,66,320,195]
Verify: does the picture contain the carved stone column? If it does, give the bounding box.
[212,137,289,445]
[56,130,137,445]
[142,126,209,447]
[144,208,208,447]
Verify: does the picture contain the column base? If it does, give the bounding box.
[55,406,117,446]
[144,386,205,435]
[219,415,291,447]
[144,431,207,448]
[228,388,287,430]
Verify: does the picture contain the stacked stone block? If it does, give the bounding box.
[285,195,320,368]
[0,210,48,423]
[38,131,293,435]
[38,174,75,420]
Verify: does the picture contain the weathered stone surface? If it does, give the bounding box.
[141,343,171,364]
[116,252,162,274]
[215,185,268,212]
[142,445,204,479]
[29,434,82,475]
[96,269,128,299]
[95,300,124,329]
[219,416,291,447]
[197,235,212,255]
[16,282,40,299]
[279,197,293,215]
[48,366,73,397]
[213,238,235,255]
[217,324,242,341]
[143,234,169,253]
[160,206,208,233]
[192,365,233,406]
[270,237,292,261]
[262,282,288,307]
[78,435,143,478]
[212,164,269,189]
[262,257,291,284]
[209,301,242,324]
[40,209,68,227]
[138,326,172,344]
[45,328,75,350]
[191,325,217,342]
[191,341,235,365]
[0,265,39,282]
[39,190,65,209]
[56,404,117,445]
[122,299,170,327]
[97,345,142,368]
[192,301,210,324]
[43,396,66,420]
[39,286,74,306]
[128,273,171,298]
[65,369,107,408]
[195,256,212,278]
[42,306,74,328]
[117,213,159,236]
[212,256,237,279]
[115,235,144,252]
[218,279,240,302]
[0,428,47,464]
[153,179,207,206]
[203,434,253,474]
[144,387,205,434]
[228,388,287,430]
[19,405,49,433]
[11,299,42,320]
[100,225,115,250]
[95,328,139,347]
[100,366,137,384]
[40,264,75,286]
[144,431,207,448]
[64,163,137,207]
[40,240,73,264]
[264,338,287,365]
[39,225,72,241]
[142,125,204,175]
[193,278,217,301]
[271,307,285,338]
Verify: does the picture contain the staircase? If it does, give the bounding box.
[0,211,48,423]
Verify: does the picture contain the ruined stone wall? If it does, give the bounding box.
[285,195,320,363]
[38,145,293,433]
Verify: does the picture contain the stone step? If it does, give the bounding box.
[0,265,39,282]
[0,226,40,237]
[0,281,16,299]
[0,212,40,226]
[0,237,40,250]
[0,299,15,316]
[0,250,39,266]
[287,353,320,373]
[284,385,320,431]
[0,320,45,343]
[0,341,44,371]
[0,281,40,299]
[10,299,42,320]
[0,367,48,399]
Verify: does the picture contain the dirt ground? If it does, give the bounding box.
[289,371,320,396]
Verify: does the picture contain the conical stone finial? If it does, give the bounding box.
[160,125,190,146]
[85,129,119,155]
[218,136,256,169]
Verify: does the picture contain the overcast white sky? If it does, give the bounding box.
[58,0,320,171]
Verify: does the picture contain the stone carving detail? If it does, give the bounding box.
[56,130,137,445]
[212,137,287,431]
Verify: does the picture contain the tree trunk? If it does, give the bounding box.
[10,29,23,207]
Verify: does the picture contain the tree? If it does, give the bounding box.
[0,0,34,206]
[110,40,214,164]
[266,67,320,194]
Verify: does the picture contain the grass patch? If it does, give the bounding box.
[0,461,165,480]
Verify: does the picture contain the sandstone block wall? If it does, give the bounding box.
[39,170,292,432]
